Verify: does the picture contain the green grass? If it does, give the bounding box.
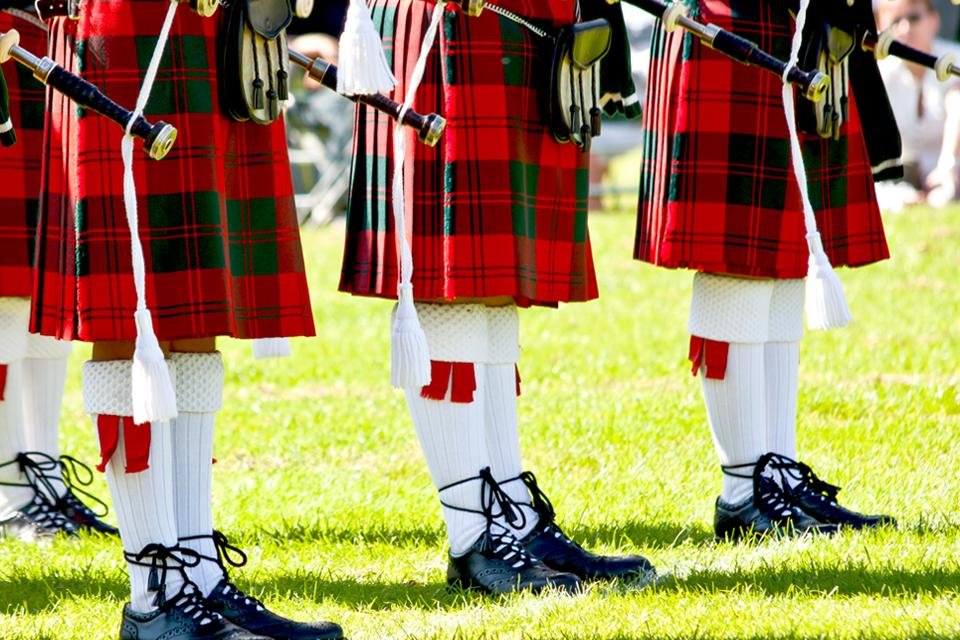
[2,203,959,639]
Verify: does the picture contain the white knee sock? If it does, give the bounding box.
[701,345,767,504]
[0,362,31,518]
[21,335,72,500]
[406,303,492,556]
[689,274,773,505]
[765,279,804,462]
[84,359,181,613]
[169,351,225,597]
[0,298,31,518]
[481,306,538,538]
[764,342,800,460]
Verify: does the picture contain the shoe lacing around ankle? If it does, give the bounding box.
[0,454,75,533]
[510,471,585,550]
[439,467,536,570]
[762,453,842,505]
[58,454,111,518]
[179,530,267,613]
[124,543,208,612]
[721,457,795,520]
[19,493,74,533]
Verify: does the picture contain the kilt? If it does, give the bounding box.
[635,0,889,279]
[339,0,596,306]
[31,0,314,342]
[0,10,45,298]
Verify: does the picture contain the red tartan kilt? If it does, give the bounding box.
[31,1,314,342]
[0,11,45,297]
[636,0,888,279]
[339,0,597,306]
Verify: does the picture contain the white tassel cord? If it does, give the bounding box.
[781,0,852,330]
[389,2,446,389]
[251,338,292,359]
[122,0,180,423]
[337,0,397,96]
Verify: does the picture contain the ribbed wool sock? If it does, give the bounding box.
[701,343,768,504]
[764,342,800,460]
[169,351,225,596]
[689,274,773,506]
[406,374,490,556]
[480,304,537,538]
[483,363,539,537]
[84,359,181,613]
[765,279,804,464]
[406,303,493,556]
[0,362,31,518]
[21,334,72,501]
[0,298,31,517]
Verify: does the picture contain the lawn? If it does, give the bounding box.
[1,203,959,639]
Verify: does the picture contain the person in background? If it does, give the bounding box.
[875,0,960,210]
[0,3,116,542]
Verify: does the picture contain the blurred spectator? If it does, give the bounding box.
[286,0,352,224]
[289,0,345,64]
[875,0,960,210]
[288,0,347,37]
[932,0,959,39]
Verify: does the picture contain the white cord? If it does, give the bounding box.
[121,0,181,422]
[388,2,446,389]
[780,0,851,330]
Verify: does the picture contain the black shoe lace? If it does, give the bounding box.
[762,453,841,505]
[0,453,74,533]
[19,493,73,533]
[124,543,208,612]
[58,454,111,518]
[721,456,795,520]
[216,580,266,612]
[509,471,584,550]
[439,467,536,570]
[179,530,266,612]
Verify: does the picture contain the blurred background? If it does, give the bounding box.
[284,1,960,221]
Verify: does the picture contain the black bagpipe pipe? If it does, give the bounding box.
[617,0,829,102]
[0,29,177,160]
[861,28,960,82]
[289,49,447,147]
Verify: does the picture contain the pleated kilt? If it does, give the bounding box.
[31,0,314,342]
[339,0,596,306]
[0,10,45,298]
[635,0,888,279]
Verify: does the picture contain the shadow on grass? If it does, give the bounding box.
[652,563,960,597]
[246,519,715,550]
[560,520,716,549]
[5,561,960,615]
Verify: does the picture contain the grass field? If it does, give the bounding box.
[1,202,959,639]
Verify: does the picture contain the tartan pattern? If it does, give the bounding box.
[31,1,314,342]
[635,0,888,279]
[339,0,596,306]
[0,12,45,297]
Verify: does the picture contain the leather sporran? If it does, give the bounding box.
[219,0,293,124]
[543,18,612,151]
